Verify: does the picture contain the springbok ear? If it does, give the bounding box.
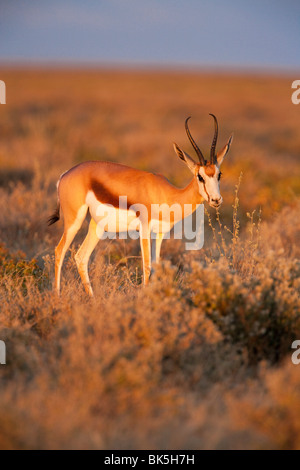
[173,143,198,174]
[216,133,233,167]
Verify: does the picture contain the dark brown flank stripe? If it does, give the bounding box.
[90,179,183,224]
[90,179,135,209]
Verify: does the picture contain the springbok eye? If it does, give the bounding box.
[218,171,222,181]
[198,174,205,183]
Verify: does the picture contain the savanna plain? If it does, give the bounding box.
[0,68,300,449]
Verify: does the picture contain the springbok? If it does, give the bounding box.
[49,114,233,296]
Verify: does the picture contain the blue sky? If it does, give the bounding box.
[0,0,299,69]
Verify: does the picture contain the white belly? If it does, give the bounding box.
[85,191,189,239]
[86,191,139,237]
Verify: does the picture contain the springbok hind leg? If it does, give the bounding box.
[75,218,101,297]
[55,205,88,295]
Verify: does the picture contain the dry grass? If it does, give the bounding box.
[0,68,299,449]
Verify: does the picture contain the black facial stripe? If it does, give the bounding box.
[203,181,210,203]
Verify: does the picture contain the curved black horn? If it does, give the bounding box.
[209,113,218,164]
[185,117,205,166]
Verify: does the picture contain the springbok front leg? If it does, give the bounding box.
[75,218,101,297]
[140,224,151,285]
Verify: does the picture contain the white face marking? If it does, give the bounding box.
[197,166,223,208]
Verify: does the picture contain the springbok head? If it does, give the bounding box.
[174,114,233,208]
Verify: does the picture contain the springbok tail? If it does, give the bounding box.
[48,201,60,226]
[48,178,62,226]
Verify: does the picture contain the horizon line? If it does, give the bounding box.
[0,59,299,77]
